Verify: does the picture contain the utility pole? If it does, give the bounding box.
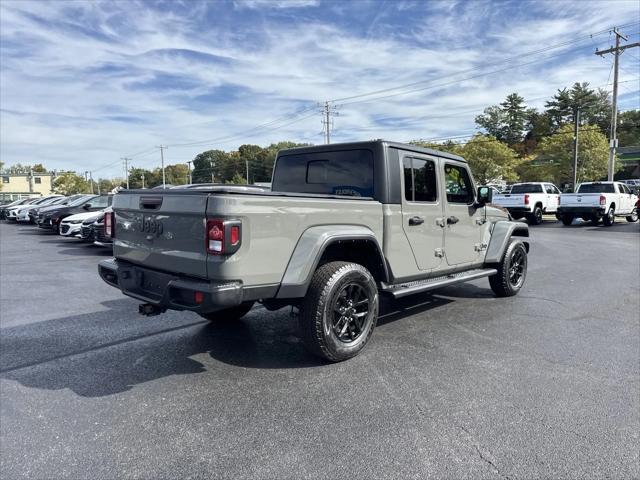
[245,159,250,184]
[141,171,145,189]
[83,171,89,193]
[210,159,215,183]
[186,161,193,184]
[121,157,131,189]
[595,28,639,181]
[156,145,167,189]
[320,101,338,144]
[572,107,580,191]
[89,171,94,194]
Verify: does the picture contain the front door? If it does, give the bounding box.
[442,162,482,266]
[400,154,444,271]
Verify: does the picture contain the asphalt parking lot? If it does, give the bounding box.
[1,219,639,479]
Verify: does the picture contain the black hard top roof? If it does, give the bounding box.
[278,139,467,163]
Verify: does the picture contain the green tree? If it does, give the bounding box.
[544,82,611,133]
[164,164,189,186]
[499,93,527,145]
[475,105,506,142]
[475,94,527,147]
[456,134,520,184]
[618,110,640,147]
[530,123,609,186]
[32,163,47,173]
[226,172,247,185]
[53,172,89,195]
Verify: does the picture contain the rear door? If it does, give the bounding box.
[544,184,560,212]
[400,153,444,271]
[442,162,482,266]
[113,192,209,278]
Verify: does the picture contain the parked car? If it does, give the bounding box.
[59,210,103,237]
[27,194,88,224]
[5,196,61,222]
[558,181,639,226]
[38,195,111,233]
[79,212,104,242]
[0,197,38,220]
[98,140,530,362]
[16,195,71,223]
[92,207,114,248]
[492,182,561,224]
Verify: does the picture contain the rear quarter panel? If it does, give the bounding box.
[206,195,384,286]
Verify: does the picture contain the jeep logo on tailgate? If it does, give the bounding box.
[138,216,164,237]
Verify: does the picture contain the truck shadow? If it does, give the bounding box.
[0,292,469,398]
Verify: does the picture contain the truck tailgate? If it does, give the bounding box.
[560,194,600,207]
[112,192,208,278]
[493,194,526,207]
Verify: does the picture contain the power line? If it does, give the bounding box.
[328,22,640,104]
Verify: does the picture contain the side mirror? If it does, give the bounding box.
[476,186,492,206]
[83,203,91,210]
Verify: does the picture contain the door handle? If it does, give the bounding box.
[409,216,424,226]
[446,216,459,225]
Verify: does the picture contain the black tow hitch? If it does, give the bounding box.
[138,303,166,317]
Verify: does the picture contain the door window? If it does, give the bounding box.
[403,157,437,202]
[444,164,474,204]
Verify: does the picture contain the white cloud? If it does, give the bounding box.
[0,0,638,177]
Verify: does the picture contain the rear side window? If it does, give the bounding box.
[444,164,474,204]
[272,149,374,197]
[511,184,543,194]
[577,183,615,193]
[403,156,438,202]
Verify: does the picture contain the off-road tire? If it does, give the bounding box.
[561,214,574,226]
[299,261,379,362]
[489,240,527,297]
[527,206,543,225]
[626,208,638,223]
[199,301,254,322]
[603,207,615,226]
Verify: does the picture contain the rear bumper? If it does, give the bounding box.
[557,206,605,216]
[98,258,244,313]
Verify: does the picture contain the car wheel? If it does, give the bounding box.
[198,301,254,322]
[603,207,615,226]
[489,240,527,297]
[561,214,574,226]
[626,208,638,223]
[528,206,543,225]
[299,261,379,362]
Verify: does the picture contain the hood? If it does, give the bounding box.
[63,211,103,223]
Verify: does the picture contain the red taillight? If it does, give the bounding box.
[206,219,242,255]
[524,194,530,205]
[599,195,606,206]
[206,219,224,254]
[194,291,204,304]
[230,225,240,246]
[105,212,115,238]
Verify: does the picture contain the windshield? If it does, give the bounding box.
[68,195,95,207]
[577,183,615,194]
[510,184,543,194]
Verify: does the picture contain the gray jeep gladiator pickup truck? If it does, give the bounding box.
[99,140,529,362]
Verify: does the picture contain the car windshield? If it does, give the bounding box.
[510,184,543,194]
[68,195,94,207]
[577,183,615,193]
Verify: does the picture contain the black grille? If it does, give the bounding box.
[60,224,70,234]
[80,225,93,240]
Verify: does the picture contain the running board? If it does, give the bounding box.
[381,268,497,299]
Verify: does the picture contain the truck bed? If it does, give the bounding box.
[112,188,383,286]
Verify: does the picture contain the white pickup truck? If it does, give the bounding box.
[558,181,639,226]
[491,182,560,225]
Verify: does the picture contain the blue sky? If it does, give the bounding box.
[1,0,639,178]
